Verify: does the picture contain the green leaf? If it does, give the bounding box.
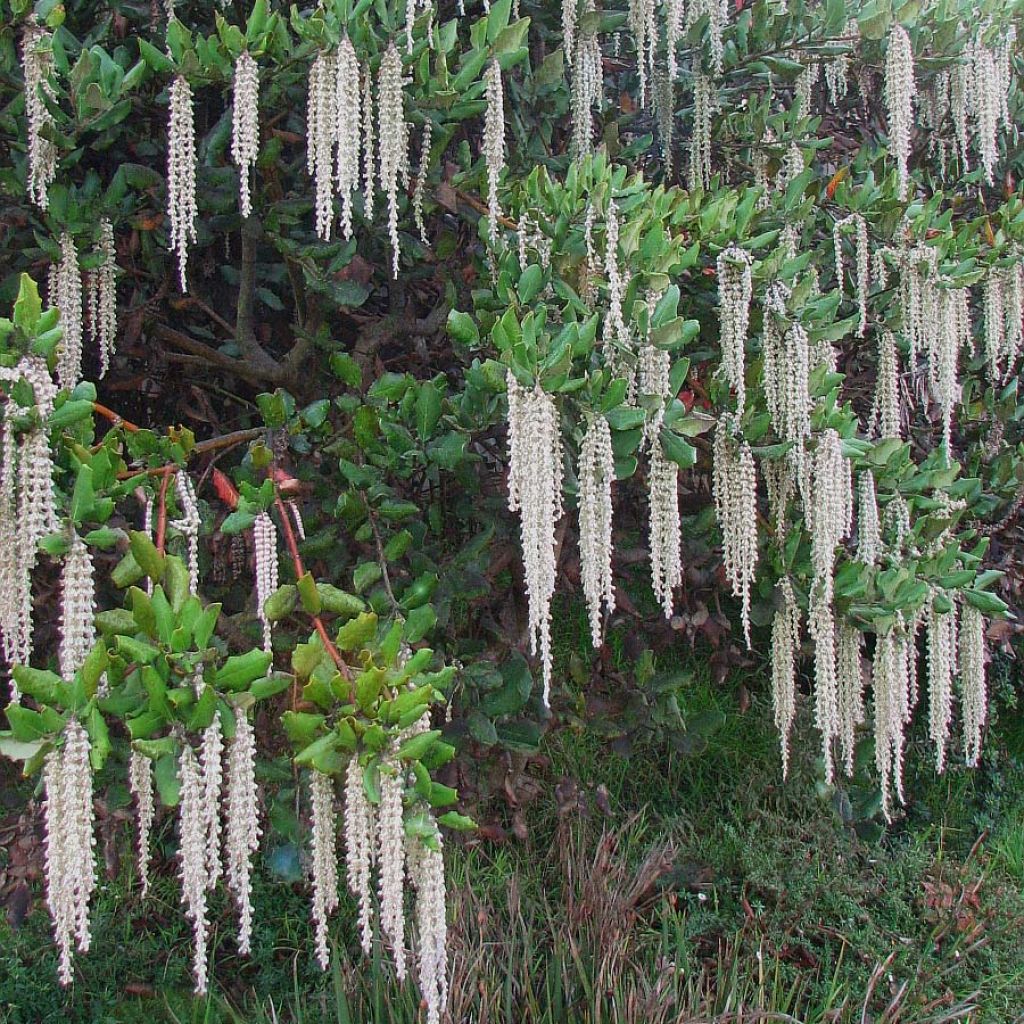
[403,603,436,644]
[415,381,443,440]
[48,399,96,430]
[659,428,697,469]
[282,710,325,747]
[129,531,165,582]
[447,310,479,345]
[264,584,298,622]
[138,38,175,73]
[316,584,364,619]
[336,611,378,651]
[13,274,42,333]
[438,811,477,831]
[297,572,322,615]
[217,650,273,691]
[397,728,442,761]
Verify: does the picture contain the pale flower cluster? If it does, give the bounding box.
[578,415,616,647]
[506,372,564,706]
[231,51,260,218]
[167,75,198,292]
[43,719,96,985]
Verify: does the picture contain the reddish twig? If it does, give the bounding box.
[154,465,175,555]
[273,495,351,683]
[116,428,265,479]
[93,402,140,432]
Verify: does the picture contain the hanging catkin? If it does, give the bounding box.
[231,51,260,218]
[167,75,199,291]
[578,415,616,647]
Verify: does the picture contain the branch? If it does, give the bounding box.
[116,428,264,479]
[153,323,286,388]
[155,466,174,554]
[93,403,140,432]
[273,495,352,684]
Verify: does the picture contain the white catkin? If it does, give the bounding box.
[959,603,987,766]
[21,21,58,210]
[199,718,224,886]
[254,511,279,656]
[834,214,869,337]
[927,595,958,774]
[377,759,407,979]
[58,532,96,681]
[570,8,602,160]
[129,750,155,898]
[43,719,96,985]
[563,0,579,64]
[984,266,1005,382]
[231,51,260,219]
[686,0,727,76]
[628,0,656,106]
[361,63,376,220]
[167,75,199,292]
[762,290,812,462]
[225,713,260,954]
[578,415,616,647]
[413,120,432,244]
[856,471,882,566]
[344,754,374,954]
[771,578,801,778]
[335,38,361,241]
[414,830,448,1024]
[178,743,211,993]
[378,44,409,279]
[809,582,838,784]
[648,438,682,620]
[688,73,713,193]
[506,373,564,706]
[809,429,852,595]
[883,24,916,200]
[483,62,505,249]
[716,245,752,413]
[837,621,865,778]
[171,473,201,593]
[598,199,630,360]
[712,420,758,647]
[871,330,903,440]
[54,232,84,391]
[93,219,118,378]
[929,286,969,455]
[308,50,337,241]
[310,769,339,971]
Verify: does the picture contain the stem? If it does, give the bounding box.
[273,495,352,684]
[93,403,140,432]
[116,428,264,479]
[155,466,175,555]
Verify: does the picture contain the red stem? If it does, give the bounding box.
[155,466,174,555]
[273,495,351,683]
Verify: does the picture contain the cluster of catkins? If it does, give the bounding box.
[306,39,427,277]
[506,200,694,707]
[311,741,448,1024]
[0,356,60,678]
[712,239,993,817]
[45,226,119,389]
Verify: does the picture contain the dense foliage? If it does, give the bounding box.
[1,0,1023,1011]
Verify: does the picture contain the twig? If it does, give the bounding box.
[155,466,175,555]
[116,428,264,479]
[273,495,352,684]
[92,402,140,432]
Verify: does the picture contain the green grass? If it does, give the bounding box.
[3,607,1024,1022]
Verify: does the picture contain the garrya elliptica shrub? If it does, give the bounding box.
[1,0,1023,1013]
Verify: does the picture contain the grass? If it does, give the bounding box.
[3,603,1024,1022]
